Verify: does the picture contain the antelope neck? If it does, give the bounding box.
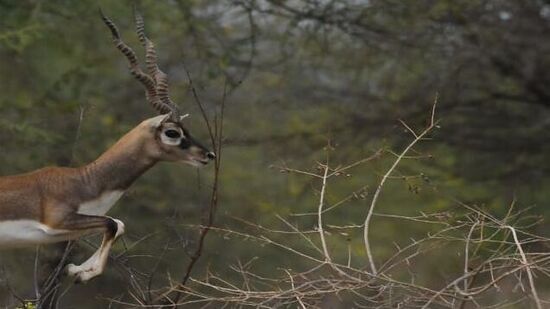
[79,130,157,193]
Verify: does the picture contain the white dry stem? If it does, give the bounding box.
[507,225,542,309]
[464,222,478,293]
[285,270,307,309]
[316,162,359,281]
[318,163,332,263]
[364,100,438,275]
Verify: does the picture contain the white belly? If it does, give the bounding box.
[0,191,125,248]
[78,190,124,216]
[0,220,75,248]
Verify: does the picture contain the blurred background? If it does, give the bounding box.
[1,0,550,308]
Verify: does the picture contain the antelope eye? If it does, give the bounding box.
[164,129,181,138]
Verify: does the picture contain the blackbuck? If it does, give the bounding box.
[0,10,214,282]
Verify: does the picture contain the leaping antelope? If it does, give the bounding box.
[0,10,215,282]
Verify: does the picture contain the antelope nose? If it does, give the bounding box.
[207,152,216,160]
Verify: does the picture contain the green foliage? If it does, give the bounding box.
[15,301,36,309]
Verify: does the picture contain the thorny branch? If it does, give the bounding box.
[160,69,228,307]
[364,96,439,275]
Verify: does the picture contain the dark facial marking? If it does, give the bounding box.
[175,124,211,153]
[179,137,191,149]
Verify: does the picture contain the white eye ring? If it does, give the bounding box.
[160,129,182,145]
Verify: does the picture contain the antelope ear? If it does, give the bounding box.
[149,114,171,128]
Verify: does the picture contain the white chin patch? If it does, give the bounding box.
[185,159,205,168]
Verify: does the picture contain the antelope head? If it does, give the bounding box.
[101,9,215,167]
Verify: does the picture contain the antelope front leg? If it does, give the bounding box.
[57,214,125,282]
